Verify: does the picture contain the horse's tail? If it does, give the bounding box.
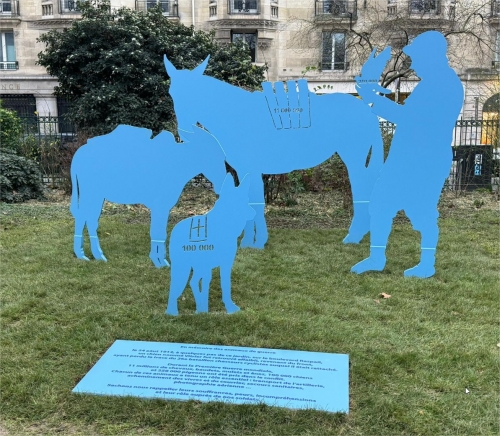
[69,156,79,218]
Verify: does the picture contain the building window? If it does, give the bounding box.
[146,0,175,15]
[409,0,439,13]
[322,32,346,71]
[232,32,257,62]
[0,0,12,14]
[229,0,258,14]
[60,0,83,13]
[0,31,17,70]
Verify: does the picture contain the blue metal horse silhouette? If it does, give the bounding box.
[70,124,227,267]
[164,56,384,249]
[352,31,464,278]
[166,174,254,315]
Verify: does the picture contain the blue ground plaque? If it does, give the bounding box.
[73,340,349,413]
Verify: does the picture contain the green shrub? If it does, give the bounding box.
[0,149,44,203]
[0,103,23,152]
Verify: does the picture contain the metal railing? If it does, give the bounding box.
[135,0,179,15]
[315,0,357,17]
[0,61,18,70]
[381,119,499,191]
[228,0,259,14]
[0,0,20,16]
[13,116,498,192]
[19,115,77,139]
[387,0,445,15]
[17,116,78,187]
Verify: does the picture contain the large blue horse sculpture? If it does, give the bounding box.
[164,56,384,249]
[70,124,227,267]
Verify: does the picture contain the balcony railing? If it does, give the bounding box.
[315,1,357,18]
[0,0,20,16]
[228,0,259,14]
[0,61,18,70]
[409,0,441,14]
[59,0,81,13]
[135,0,178,16]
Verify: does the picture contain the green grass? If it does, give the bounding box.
[1,191,499,435]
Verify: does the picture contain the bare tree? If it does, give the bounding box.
[287,0,498,91]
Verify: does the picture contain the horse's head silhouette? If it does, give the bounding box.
[164,55,210,135]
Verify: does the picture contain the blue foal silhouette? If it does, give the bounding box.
[352,31,464,278]
[70,125,227,267]
[166,174,254,316]
[164,55,384,250]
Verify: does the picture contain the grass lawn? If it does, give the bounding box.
[0,188,499,435]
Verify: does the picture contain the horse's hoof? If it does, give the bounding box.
[404,264,435,279]
[93,255,107,262]
[151,257,170,268]
[240,240,254,248]
[351,257,385,274]
[165,307,178,316]
[75,254,90,261]
[342,232,366,244]
[225,303,240,314]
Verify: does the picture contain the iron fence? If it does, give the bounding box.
[18,116,78,187]
[14,116,499,192]
[380,119,499,192]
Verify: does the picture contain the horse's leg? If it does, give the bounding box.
[351,203,394,274]
[342,134,383,244]
[73,211,89,261]
[190,267,211,313]
[404,204,439,278]
[166,262,191,316]
[240,174,267,249]
[84,199,107,261]
[342,164,372,244]
[220,262,239,314]
[149,208,169,268]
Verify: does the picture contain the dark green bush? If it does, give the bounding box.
[0,102,22,152]
[0,149,44,203]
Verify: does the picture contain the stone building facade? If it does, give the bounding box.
[0,0,498,119]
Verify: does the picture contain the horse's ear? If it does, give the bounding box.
[164,55,177,77]
[193,55,210,75]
